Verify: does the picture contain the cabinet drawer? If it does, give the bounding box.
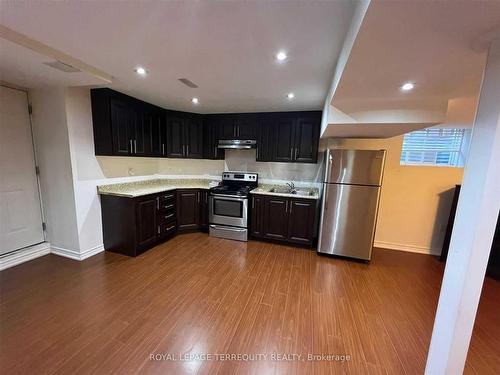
[159,211,176,224]
[160,192,176,204]
[159,202,176,212]
[159,222,177,237]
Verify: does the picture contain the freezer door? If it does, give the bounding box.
[318,183,381,260]
[325,149,386,186]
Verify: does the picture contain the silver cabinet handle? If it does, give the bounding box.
[183,145,186,156]
[162,143,165,155]
[134,139,137,154]
[157,225,160,234]
[197,192,200,204]
[129,139,133,153]
[252,198,255,209]
[166,225,176,231]
[290,148,293,160]
[156,197,160,210]
[285,200,288,213]
[165,213,174,220]
[290,201,293,214]
[186,145,189,156]
[295,147,298,160]
[164,204,174,209]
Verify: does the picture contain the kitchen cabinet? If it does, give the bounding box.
[270,112,321,164]
[91,88,321,164]
[166,113,203,159]
[250,195,266,237]
[250,194,318,247]
[136,195,159,248]
[199,190,209,231]
[100,191,177,257]
[213,114,259,140]
[203,116,225,160]
[288,199,317,245]
[264,197,289,240]
[176,189,201,231]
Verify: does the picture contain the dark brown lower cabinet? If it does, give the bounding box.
[264,197,289,240]
[101,191,177,256]
[176,189,201,232]
[199,190,209,231]
[250,194,318,247]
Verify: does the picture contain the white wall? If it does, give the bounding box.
[30,88,80,252]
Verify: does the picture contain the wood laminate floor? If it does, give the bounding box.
[1,233,499,374]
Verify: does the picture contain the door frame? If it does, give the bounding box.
[1,83,47,244]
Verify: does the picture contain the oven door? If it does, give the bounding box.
[209,194,248,228]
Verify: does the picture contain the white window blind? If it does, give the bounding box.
[400,128,471,167]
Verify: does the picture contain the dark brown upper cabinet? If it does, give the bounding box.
[203,115,224,160]
[269,111,321,164]
[166,112,203,159]
[91,88,321,163]
[214,113,259,140]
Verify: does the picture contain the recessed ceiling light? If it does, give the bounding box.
[134,66,147,75]
[276,51,287,62]
[287,92,295,100]
[401,82,415,91]
[192,97,199,104]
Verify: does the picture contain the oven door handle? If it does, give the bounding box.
[210,225,247,232]
[210,194,247,201]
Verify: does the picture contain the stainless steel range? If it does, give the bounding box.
[209,172,258,241]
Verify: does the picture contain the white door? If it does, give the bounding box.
[0,86,44,255]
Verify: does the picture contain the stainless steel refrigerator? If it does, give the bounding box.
[318,149,386,261]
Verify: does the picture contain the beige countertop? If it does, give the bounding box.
[250,184,320,200]
[98,178,320,200]
[97,178,217,198]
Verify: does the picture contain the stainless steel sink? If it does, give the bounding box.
[268,187,315,196]
[269,187,296,194]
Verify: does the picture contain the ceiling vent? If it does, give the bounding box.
[43,60,80,73]
[178,78,199,88]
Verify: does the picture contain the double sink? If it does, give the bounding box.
[267,186,316,197]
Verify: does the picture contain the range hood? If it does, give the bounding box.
[218,139,257,149]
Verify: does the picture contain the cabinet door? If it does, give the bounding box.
[176,189,200,231]
[203,116,224,160]
[250,195,266,237]
[166,115,185,158]
[294,115,320,163]
[199,190,209,230]
[133,106,148,156]
[288,199,315,245]
[272,115,296,162]
[185,115,203,159]
[110,98,133,155]
[264,197,289,240]
[136,196,158,248]
[256,118,271,162]
[236,114,258,140]
[218,115,238,139]
[141,109,163,156]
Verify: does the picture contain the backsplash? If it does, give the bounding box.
[95,149,324,184]
[224,149,325,184]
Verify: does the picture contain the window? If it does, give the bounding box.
[400,128,471,167]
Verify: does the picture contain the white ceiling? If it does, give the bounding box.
[0,37,104,88]
[0,0,356,113]
[332,0,500,112]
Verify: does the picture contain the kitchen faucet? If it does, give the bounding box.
[286,181,295,192]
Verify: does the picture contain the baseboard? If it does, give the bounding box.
[0,242,51,271]
[374,241,442,256]
[51,244,104,261]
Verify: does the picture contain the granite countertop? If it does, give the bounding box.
[250,184,320,200]
[97,178,219,198]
